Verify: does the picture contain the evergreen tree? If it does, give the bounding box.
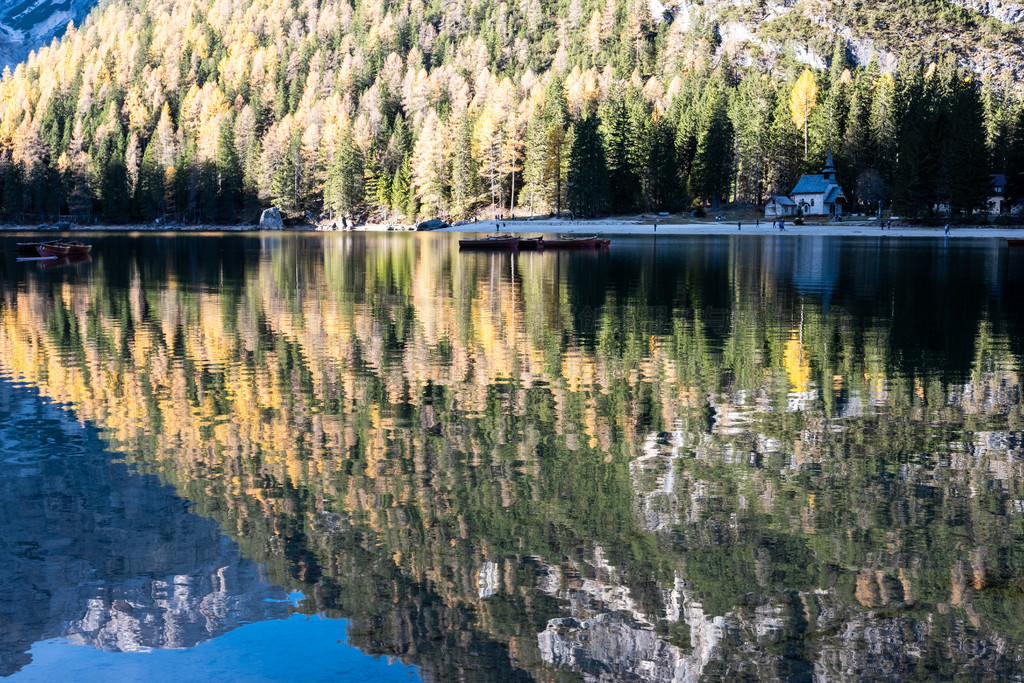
[566,114,609,217]
[216,118,243,222]
[392,156,416,220]
[450,114,477,220]
[936,61,992,217]
[138,137,165,219]
[892,62,937,217]
[1004,104,1024,210]
[689,88,733,210]
[869,72,899,203]
[604,92,642,213]
[767,91,804,199]
[731,73,775,206]
[324,134,365,219]
[647,114,680,211]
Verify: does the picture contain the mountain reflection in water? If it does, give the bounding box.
[1,232,1023,680]
[0,377,291,676]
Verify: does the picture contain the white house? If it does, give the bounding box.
[764,195,796,217]
[767,150,846,218]
[935,174,1021,215]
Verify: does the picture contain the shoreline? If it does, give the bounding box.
[449,218,1024,238]
[3,219,1023,238]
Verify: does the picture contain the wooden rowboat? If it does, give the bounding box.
[542,235,598,248]
[19,240,63,254]
[518,237,544,250]
[62,240,92,255]
[459,235,520,250]
[37,243,70,256]
[1008,238,1024,248]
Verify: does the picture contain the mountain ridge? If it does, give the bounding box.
[0,0,96,70]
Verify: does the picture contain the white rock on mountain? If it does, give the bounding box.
[0,0,97,70]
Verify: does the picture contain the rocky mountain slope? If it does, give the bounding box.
[0,0,96,70]
[657,0,1024,85]
[2,0,1022,81]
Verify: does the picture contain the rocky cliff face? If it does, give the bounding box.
[661,0,1024,84]
[947,0,1024,23]
[0,0,96,70]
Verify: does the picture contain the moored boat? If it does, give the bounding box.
[518,237,544,250]
[62,240,92,255]
[37,242,70,257]
[1008,238,1024,248]
[19,240,63,254]
[542,235,598,248]
[597,238,610,247]
[459,234,520,250]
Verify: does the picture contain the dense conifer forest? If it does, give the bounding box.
[1,0,1023,224]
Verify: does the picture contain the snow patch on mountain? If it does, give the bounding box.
[0,0,97,71]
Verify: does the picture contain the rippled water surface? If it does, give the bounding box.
[1,232,1023,680]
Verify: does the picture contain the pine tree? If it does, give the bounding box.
[138,137,165,219]
[731,72,775,205]
[450,114,477,220]
[566,114,609,217]
[324,134,365,219]
[216,118,243,222]
[936,61,992,217]
[392,156,415,220]
[647,114,680,211]
[1004,104,1024,210]
[869,72,898,202]
[689,88,733,210]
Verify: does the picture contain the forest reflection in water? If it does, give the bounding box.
[1,232,1023,680]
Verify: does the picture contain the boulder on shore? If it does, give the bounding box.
[416,219,449,231]
[260,207,284,229]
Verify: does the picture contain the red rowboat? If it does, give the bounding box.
[37,243,70,256]
[62,240,92,255]
[518,237,544,250]
[1008,238,1024,248]
[542,235,598,248]
[459,235,520,250]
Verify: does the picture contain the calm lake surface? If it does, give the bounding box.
[1,232,1023,681]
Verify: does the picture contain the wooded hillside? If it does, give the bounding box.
[0,0,1023,223]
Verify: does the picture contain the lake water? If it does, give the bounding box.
[1,232,1023,680]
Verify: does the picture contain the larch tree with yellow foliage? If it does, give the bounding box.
[790,69,818,158]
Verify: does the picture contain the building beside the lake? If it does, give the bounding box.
[933,174,1021,215]
[765,150,846,218]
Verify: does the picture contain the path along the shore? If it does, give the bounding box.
[439,218,1024,239]
[3,218,1022,238]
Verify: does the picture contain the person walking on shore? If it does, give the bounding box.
[945,223,950,235]
[738,221,741,231]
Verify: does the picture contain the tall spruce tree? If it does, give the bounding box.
[450,114,477,220]
[936,59,992,217]
[1004,103,1024,210]
[689,88,733,210]
[566,114,609,217]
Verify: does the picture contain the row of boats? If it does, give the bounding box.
[459,234,610,251]
[17,240,93,257]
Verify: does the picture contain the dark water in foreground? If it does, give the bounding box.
[1,232,1023,680]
